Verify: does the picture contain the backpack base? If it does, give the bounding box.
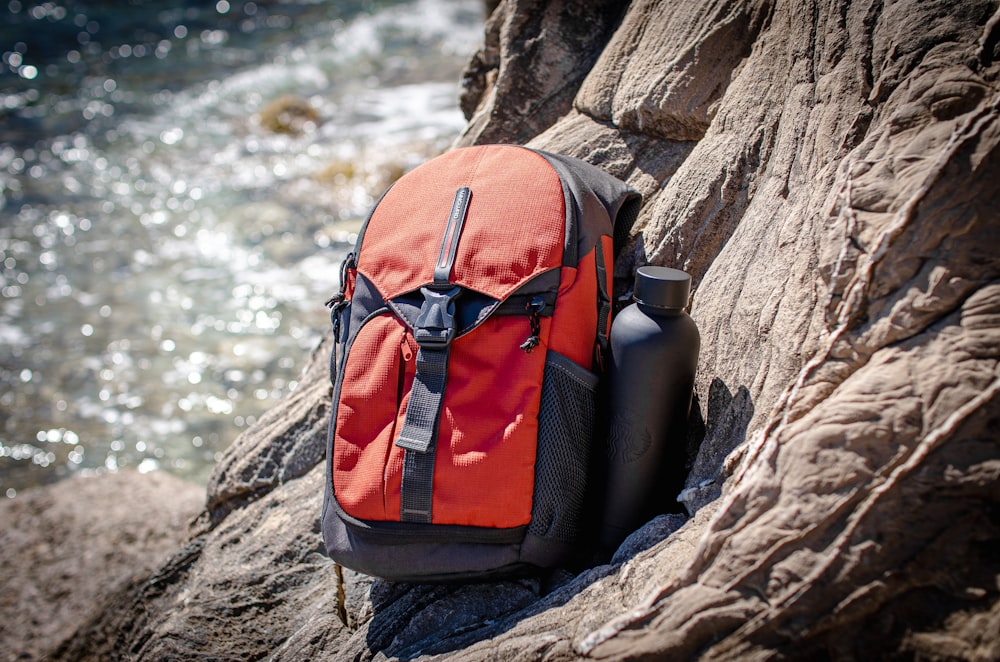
[322,497,579,582]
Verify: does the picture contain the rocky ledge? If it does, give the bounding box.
[3,0,999,659]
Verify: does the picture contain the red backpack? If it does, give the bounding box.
[322,145,639,581]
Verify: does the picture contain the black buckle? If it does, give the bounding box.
[413,285,461,347]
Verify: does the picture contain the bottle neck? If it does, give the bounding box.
[636,302,684,317]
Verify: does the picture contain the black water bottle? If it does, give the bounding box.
[599,266,700,553]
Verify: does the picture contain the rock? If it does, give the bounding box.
[574,0,772,143]
[676,379,753,515]
[610,513,688,565]
[0,470,202,660]
[51,465,355,661]
[24,0,1000,659]
[459,0,627,145]
[258,94,320,135]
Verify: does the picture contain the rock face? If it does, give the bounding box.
[20,0,1000,659]
[0,471,202,660]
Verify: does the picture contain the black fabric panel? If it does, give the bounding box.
[323,504,530,581]
[528,351,599,545]
[532,149,641,267]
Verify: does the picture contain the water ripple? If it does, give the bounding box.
[0,0,483,495]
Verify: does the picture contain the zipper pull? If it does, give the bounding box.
[341,251,356,281]
[326,251,356,339]
[519,296,546,353]
[329,297,347,341]
[400,328,413,362]
[325,251,356,308]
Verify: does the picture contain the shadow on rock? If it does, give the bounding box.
[360,512,695,659]
[354,374,753,659]
[362,552,636,659]
[364,578,546,659]
[679,378,754,514]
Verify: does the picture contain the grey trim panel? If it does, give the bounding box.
[324,497,528,581]
[531,149,640,267]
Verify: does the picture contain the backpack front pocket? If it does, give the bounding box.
[423,314,548,529]
[333,312,413,521]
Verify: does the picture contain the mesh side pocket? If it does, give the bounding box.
[529,351,599,543]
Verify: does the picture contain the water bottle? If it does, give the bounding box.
[599,266,700,553]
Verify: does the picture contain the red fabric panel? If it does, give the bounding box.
[334,314,408,520]
[429,316,547,527]
[547,251,599,370]
[336,254,609,524]
[357,146,566,301]
[336,315,546,527]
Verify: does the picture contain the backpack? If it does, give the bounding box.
[321,144,640,581]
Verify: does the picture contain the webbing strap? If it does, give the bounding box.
[396,342,450,454]
[400,417,438,523]
[396,186,470,523]
[395,285,460,522]
[594,239,611,366]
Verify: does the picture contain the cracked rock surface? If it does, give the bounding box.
[6,0,999,659]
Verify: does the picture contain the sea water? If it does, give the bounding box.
[0,0,484,496]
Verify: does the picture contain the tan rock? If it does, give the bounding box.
[0,470,202,659]
[258,94,320,135]
[24,0,1000,659]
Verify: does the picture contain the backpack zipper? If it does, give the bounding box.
[399,327,414,362]
[519,296,546,353]
[325,251,356,342]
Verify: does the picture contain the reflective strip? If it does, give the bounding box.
[434,187,472,285]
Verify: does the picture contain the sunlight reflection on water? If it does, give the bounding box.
[0,0,483,495]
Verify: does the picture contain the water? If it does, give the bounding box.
[0,0,484,497]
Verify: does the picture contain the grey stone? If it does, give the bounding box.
[0,470,202,660]
[10,0,1000,659]
[457,0,627,147]
[610,513,688,565]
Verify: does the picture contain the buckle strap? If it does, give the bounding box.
[396,285,459,454]
[396,185,470,523]
[400,444,435,523]
[396,339,450,454]
[396,285,461,522]
[412,285,461,347]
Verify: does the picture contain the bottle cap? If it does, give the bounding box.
[633,266,690,309]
